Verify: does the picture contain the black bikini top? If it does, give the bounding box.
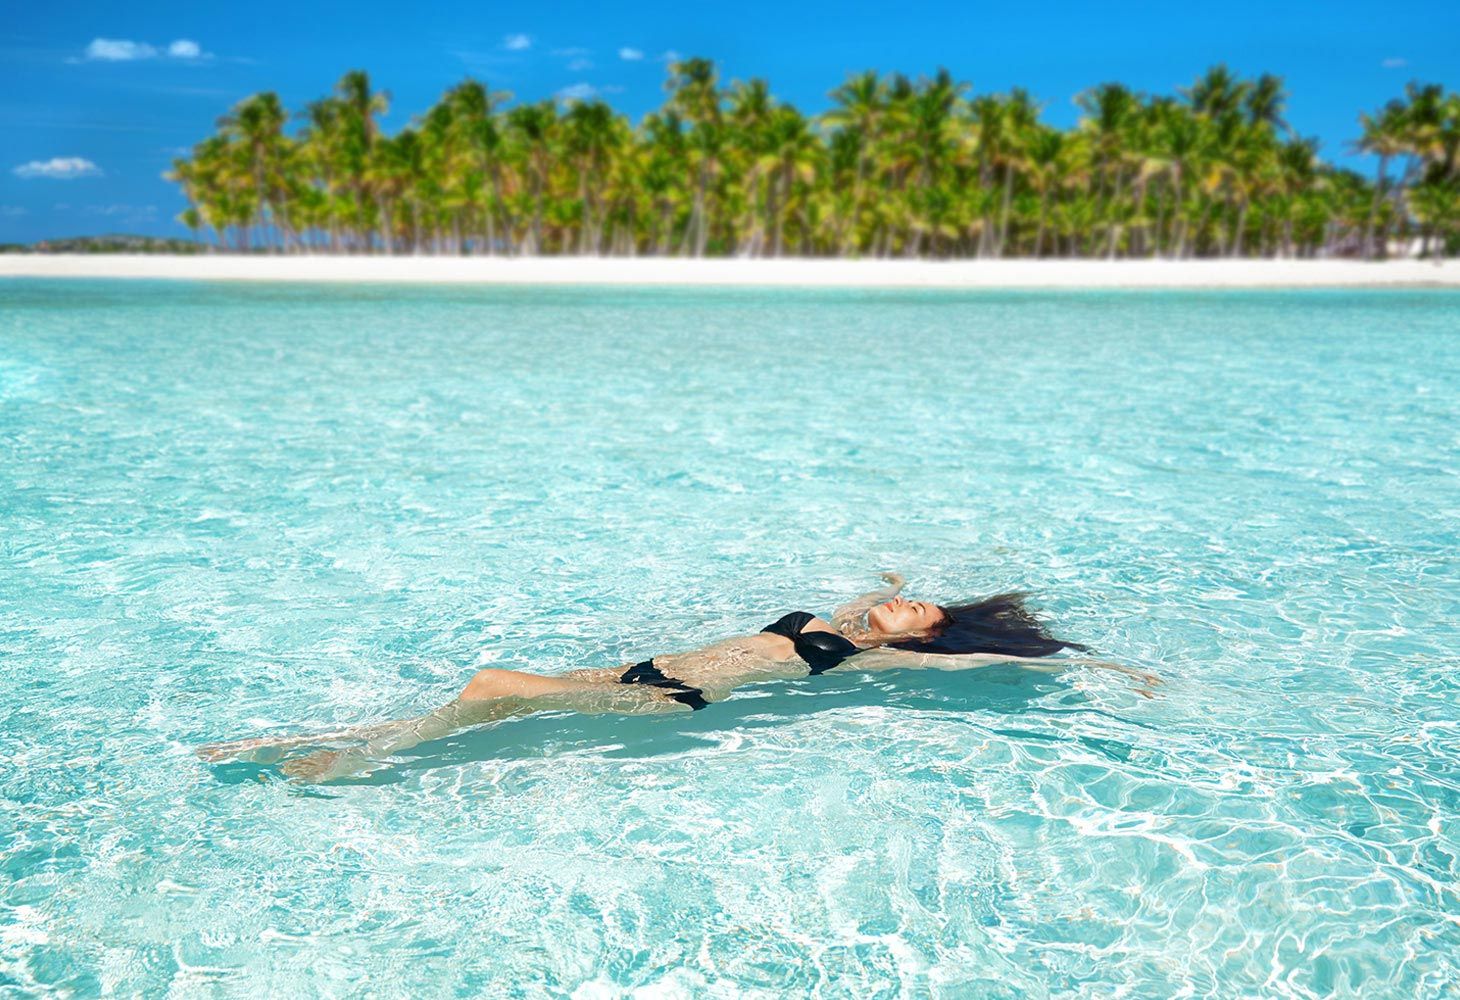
[761,611,861,675]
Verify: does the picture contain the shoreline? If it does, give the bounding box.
[1,254,1457,288]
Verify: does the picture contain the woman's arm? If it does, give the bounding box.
[840,647,1162,688]
[830,572,905,636]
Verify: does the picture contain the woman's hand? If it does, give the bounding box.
[1067,658,1163,695]
[832,572,908,637]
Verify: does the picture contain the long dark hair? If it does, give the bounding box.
[889,592,1087,657]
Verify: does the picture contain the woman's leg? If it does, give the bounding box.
[201,665,691,782]
[458,667,604,701]
[198,668,615,764]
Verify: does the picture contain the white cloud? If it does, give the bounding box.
[13,157,103,180]
[567,57,592,71]
[619,47,643,61]
[1381,57,1407,69]
[556,83,597,101]
[83,204,157,217]
[80,37,212,62]
[659,50,682,63]
[86,38,157,61]
[503,33,531,51]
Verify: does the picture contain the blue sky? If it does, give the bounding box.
[3,0,1457,243]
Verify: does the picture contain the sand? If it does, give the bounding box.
[1,254,1457,288]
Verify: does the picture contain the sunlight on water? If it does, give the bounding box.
[2,280,1458,996]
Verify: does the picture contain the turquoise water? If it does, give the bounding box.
[3,279,1459,997]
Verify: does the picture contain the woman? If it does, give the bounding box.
[200,574,1156,782]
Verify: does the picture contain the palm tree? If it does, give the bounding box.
[1146,99,1203,257]
[666,58,724,256]
[1077,82,1140,256]
[445,80,509,254]
[168,62,1457,260]
[727,78,775,255]
[505,101,558,254]
[901,70,962,256]
[562,100,624,254]
[824,71,888,254]
[764,105,821,255]
[217,92,290,251]
[1410,179,1460,256]
[1185,65,1249,122]
[333,70,389,251]
[994,90,1038,255]
[1245,74,1289,134]
[1356,100,1407,258]
[1024,127,1065,256]
[298,96,346,251]
[639,110,689,255]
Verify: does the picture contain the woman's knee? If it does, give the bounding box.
[461,668,524,701]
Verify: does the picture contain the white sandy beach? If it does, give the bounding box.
[1,254,1457,288]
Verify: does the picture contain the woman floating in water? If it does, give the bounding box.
[200,574,1157,782]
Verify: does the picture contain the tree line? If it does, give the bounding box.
[167,62,1460,258]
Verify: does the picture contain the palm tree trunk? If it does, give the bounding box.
[657,202,673,256]
[770,172,785,257]
[1153,183,1168,256]
[377,197,394,254]
[1229,198,1249,257]
[1362,154,1389,260]
[975,157,993,258]
[478,156,496,256]
[842,152,867,255]
[996,165,1015,256]
[530,173,545,255]
[1130,179,1148,257]
[1169,166,1187,258]
[696,159,712,257]
[1034,189,1050,256]
[1104,170,1126,259]
[577,168,590,255]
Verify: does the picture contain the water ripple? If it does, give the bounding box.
[2,282,1458,996]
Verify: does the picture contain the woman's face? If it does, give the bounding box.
[867,595,945,635]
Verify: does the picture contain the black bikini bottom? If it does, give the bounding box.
[618,659,708,711]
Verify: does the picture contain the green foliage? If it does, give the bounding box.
[164,65,1460,258]
[14,235,205,254]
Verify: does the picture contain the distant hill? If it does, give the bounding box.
[1,234,206,254]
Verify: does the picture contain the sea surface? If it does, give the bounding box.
[2,279,1458,998]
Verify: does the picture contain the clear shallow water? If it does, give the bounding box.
[2,279,1459,997]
